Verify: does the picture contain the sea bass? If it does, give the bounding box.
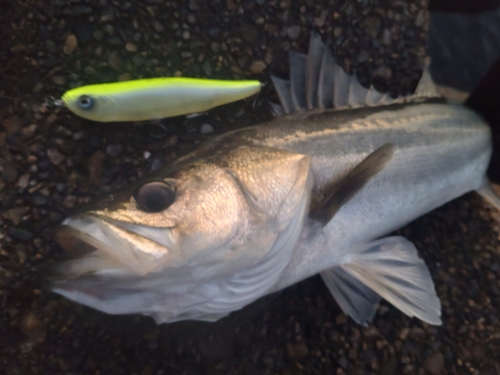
[50,32,499,326]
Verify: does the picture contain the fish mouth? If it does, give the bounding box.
[53,214,181,277]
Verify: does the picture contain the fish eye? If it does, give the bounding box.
[77,95,94,110]
[134,181,176,212]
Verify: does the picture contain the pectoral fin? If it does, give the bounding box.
[312,143,395,224]
[321,236,442,326]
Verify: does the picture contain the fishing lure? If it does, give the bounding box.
[61,77,262,122]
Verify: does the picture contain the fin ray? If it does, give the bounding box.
[321,267,381,326]
[270,34,441,115]
[306,31,326,109]
[336,236,442,325]
[477,179,500,210]
[289,51,308,111]
[318,47,335,109]
[270,76,294,114]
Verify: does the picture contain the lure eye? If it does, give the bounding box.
[134,181,176,212]
[77,95,94,110]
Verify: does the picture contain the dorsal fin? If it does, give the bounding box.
[271,31,441,115]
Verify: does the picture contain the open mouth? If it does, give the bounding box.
[53,214,180,276]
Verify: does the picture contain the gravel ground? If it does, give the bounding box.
[1,0,500,374]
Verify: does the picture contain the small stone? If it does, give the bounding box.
[249,60,266,74]
[73,21,93,45]
[2,207,28,225]
[101,11,115,22]
[383,28,392,46]
[23,124,38,138]
[357,50,369,63]
[118,73,132,81]
[32,193,49,206]
[286,342,308,359]
[47,149,65,165]
[63,195,77,209]
[151,20,165,33]
[93,30,104,41]
[423,352,444,375]
[63,34,78,54]
[287,25,301,39]
[106,144,123,157]
[200,124,214,134]
[63,5,92,16]
[2,115,23,135]
[125,42,137,52]
[84,66,97,75]
[0,266,14,288]
[11,44,26,54]
[208,28,221,40]
[1,162,18,183]
[415,10,426,27]
[51,75,66,86]
[8,228,34,242]
[106,36,123,47]
[19,312,42,338]
[399,327,409,340]
[17,174,30,189]
[372,65,392,81]
[362,16,381,39]
[132,54,145,66]
[108,50,124,71]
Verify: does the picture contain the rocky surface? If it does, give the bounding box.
[0,0,499,374]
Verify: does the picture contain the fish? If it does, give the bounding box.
[49,32,500,326]
[61,77,261,122]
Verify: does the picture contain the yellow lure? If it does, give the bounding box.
[61,77,262,122]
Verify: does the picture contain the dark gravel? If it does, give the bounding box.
[1,0,499,374]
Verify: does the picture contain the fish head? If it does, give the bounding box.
[62,85,118,122]
[51,144,312,321]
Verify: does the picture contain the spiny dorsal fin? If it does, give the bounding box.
[270,31,441,115]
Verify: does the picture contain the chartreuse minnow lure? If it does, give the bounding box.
[61,77,261,122]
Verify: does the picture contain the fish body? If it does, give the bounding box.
[50,33,497,326]
[62,77,261,122]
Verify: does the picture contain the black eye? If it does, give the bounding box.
[134,181,176,212]
[78,95,94,110]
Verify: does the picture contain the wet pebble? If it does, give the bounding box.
[249,60,266,74]
[47,149,65,165]
[423,352,444,375]
[362,16,381,39]
[63,5,92,16]
[200,123,214,134]
[108,51,124,71]
[1,162,19,183]
[106,144,123,157]
[63,34,78,54]
[0,266,14,288]
[286,342,308,359]
[73,21,94,45]
[287,25,301,39]
[7,228,34,242]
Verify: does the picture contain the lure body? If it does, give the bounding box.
[62,77,261,122]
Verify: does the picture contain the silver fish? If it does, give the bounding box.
[50,32,500,326]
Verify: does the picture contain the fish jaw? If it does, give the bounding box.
[54,214,181,276]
